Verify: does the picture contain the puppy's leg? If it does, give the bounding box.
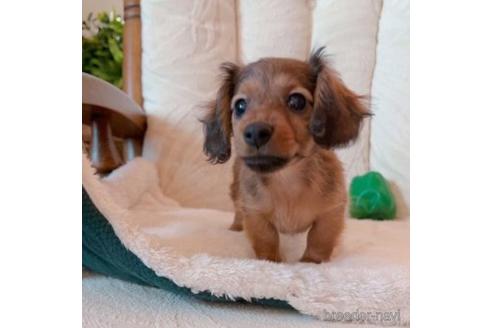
[229,212,243,231]
[301,207,345,263]
[244,214,280,262]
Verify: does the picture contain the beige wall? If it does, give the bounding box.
[83,0,123,20]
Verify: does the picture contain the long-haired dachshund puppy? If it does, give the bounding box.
[201,48,370,263]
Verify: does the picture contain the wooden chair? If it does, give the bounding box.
[82,0,144,174]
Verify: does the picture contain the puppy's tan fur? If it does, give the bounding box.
[202,48,370,263]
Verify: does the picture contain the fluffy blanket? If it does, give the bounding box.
[83,155,409,324]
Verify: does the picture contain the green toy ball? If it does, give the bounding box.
[349,171,397,220]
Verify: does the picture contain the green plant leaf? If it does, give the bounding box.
[108,38,123,64]
[82,11,124,88]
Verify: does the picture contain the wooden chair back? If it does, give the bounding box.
[83,0,144,174]
[123,0,142,106]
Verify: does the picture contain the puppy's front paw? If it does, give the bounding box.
[300,254,328,264]
[229,221,243,231]
[257,252,281,263]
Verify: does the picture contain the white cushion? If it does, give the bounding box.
[370,0,410,217]
[141,0,382,210]
[141,0,237,210]
[311,0,382,185]
[237,0,312,63]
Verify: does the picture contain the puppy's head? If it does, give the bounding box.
[201,48,370,173]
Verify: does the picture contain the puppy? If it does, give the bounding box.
[201,48,370,263]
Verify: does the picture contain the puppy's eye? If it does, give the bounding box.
[287,93,306,112]
[234,98,247,117]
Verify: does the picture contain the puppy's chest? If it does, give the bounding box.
[257,173,322,234]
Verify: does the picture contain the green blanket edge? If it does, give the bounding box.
[83,188,292,310]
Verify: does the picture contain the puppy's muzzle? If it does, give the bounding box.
[243,155,288,173]
[243,122,273,149]
[242,122,288,173]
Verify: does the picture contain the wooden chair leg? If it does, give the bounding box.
[123,137,142,162]
[90,114,123,174]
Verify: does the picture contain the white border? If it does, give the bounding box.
[0,1,80,327]
[411,1,492,326]
[2,0,492,326]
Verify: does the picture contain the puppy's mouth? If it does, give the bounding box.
[242,156,289,173]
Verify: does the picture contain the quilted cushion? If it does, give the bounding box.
[142,0,237,210]
[141,0,382,210]
[369,0,410,217]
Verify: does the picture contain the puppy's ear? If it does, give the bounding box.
[201,62,239,164]
[308,48,371,148]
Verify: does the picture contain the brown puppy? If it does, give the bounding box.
[201,48,370,263]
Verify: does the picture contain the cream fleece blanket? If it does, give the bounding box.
[83,155,409,325]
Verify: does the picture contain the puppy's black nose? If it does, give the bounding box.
[243,122,273,149]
